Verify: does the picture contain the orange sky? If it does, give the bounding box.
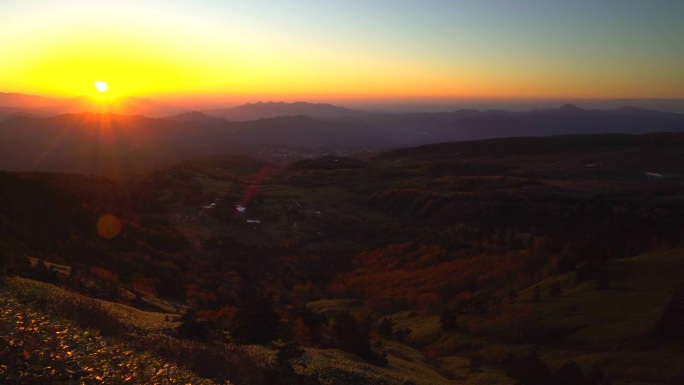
[1,1,683,103]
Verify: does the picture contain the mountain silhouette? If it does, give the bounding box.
[0,92,186,117]
[1,101,684,174]
[0,106,46,121]
[166,111,226,122]
[204,101,367,121]
[0,113,386,174]
[556,104,585,113]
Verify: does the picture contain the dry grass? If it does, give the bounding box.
[2,277,468,384]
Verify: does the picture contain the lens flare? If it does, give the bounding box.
[96,214,122,239]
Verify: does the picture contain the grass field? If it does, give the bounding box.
[2,277,487,384]
[378,249,684,385]
[523,249,684,384]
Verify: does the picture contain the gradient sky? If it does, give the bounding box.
[1,0,683,102]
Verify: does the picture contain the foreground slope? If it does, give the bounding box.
[1,277,482,385]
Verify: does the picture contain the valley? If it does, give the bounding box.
[2,132,683,384]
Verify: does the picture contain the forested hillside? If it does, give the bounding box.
[2,133,683,384]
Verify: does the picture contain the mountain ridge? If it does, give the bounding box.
[1,105,684,174]
[203,101,368,121]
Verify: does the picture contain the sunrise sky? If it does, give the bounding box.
[1,0,683,104]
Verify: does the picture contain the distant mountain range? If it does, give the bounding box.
[0,94,369,121]
[353,104,684,143]
[357,98,684,113]
[0,92,184,118]
[202,101,367,121]
[0,113,387,174]
[1,91,684,174]
[166,111,226,123]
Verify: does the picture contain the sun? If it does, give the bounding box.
[94,81,108,93]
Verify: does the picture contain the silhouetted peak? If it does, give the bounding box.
[168,111,223,122]
[204,101,366,121]
[558,104,584,112]
[613,106,650,114]
[239,101,345,109]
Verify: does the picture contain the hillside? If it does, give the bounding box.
[1,104,683,174]
[0,278,216,384]
[348,105,684,144]
[2,133,684,384]
[1,277,477,385]
[0,113,386,174]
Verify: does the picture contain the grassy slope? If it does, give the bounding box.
[243,148,684,384]
[387,249,684,385]
[1,277,478,384]
[0,278,216,384]
[306,300,514,384]
[9,138,682,384]
[522,249,684,384]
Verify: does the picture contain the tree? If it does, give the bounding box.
[378,317,394,339]
[596,271,610,290]
[394,327,412,343]
[330,312,387,366]
[231,292,281,344]
[505,351,555,385]
[468,356,483,373]
[586,366,612,385]
[0,247,8,278]
[275,341,305,377]
[133,290,143,307]
[31,260,58,284]
[440,307,457,331]
[330,312,365,351]
[657,283,684,339]
[557,361,585,385]
[293,306,327,345]
[177,308,212,342]
[532,286,541,302]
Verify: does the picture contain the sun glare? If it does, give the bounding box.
[95,81,108,93]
